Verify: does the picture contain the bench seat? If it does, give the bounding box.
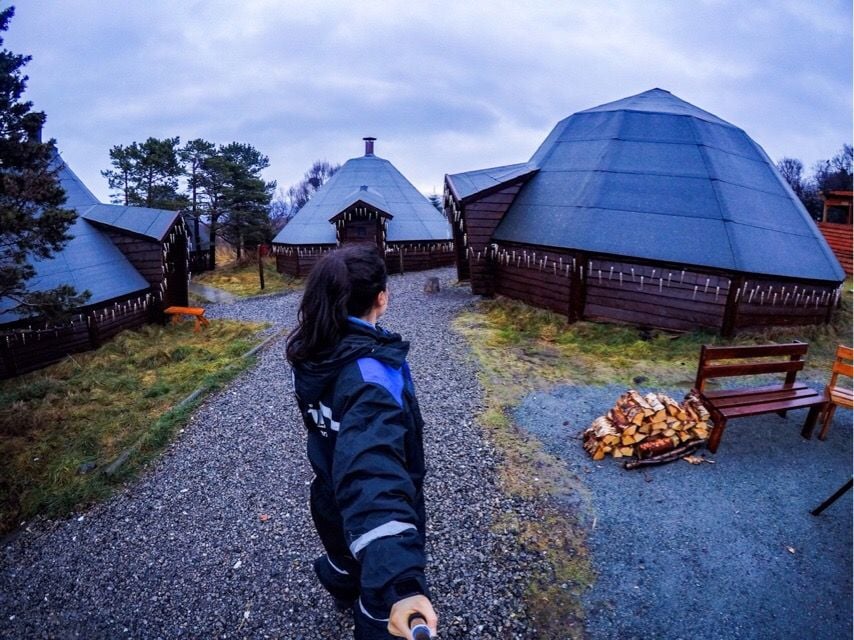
[694,342,826,453]
[164,306,209,332]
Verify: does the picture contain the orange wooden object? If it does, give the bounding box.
[164,306,210,332]
[819,345,853,440]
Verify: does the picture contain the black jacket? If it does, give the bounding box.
[291,319,428,617]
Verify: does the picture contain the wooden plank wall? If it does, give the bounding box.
[492,244,572,314]
[818,222,853,275]
[733,277,840,329]
[483,244,843,333]
[274,244,454,277]
[458,183,525,295]
[0,297,151,378]
[385,243,455,274]
[273,246,335,277]
[584,258,728,332]
[276,251,300,276]
[105,231,165,284]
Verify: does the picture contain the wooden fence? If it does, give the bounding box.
[0,294,154,378]
[482,243,842,335]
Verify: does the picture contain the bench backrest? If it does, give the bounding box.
[695,342,809,392]
[829,345,853,389]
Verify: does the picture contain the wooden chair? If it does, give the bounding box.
[693,342,826,453]
[818,345,853,440]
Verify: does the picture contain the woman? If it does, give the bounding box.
[286,244,438,640]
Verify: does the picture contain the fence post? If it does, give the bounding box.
[0,335,17,378]
[568,251,588,323]
[258,244,265,290]
[87,311,101,348]
[721,274,744,337]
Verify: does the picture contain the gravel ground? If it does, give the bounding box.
[0,267,542,639]
[514,383,853,640]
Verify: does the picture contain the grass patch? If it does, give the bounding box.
[193,256,302,298]
[0,319,267,535]
[463,278,852,388]
[454,278,852,638]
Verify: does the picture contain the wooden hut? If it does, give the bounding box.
[445,89,845,335]
[272,138,453,276]
[0,156,189,377]
[818,190,852,274]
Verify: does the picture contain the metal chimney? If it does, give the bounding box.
[363,137,376,156]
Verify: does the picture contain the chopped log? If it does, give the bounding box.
[659,393,689,419]
[618,397,645,426]
[610,406,631,427]
[643,393,667,422]
[582,390,715,463]
[684,390,711,421]
[589,416,617,438]
[684,404,699,421]
[624,440,705,470]
[629,390,655,416]
[638,437,674,457]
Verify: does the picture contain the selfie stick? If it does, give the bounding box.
[408,614,432,640]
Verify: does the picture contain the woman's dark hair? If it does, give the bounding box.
[286,244,387,363]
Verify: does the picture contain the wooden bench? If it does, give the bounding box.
[693,342,826,453]
[164,306,210,332]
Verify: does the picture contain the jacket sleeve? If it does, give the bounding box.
[332,365,427,614]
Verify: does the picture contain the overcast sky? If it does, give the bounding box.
[7,0,852,202]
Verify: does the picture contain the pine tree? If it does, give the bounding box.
[216,142,275,260]
[0,6,88,322]
[102,136,187,210]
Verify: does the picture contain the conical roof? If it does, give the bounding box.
[481,88,843,282]
[0,157,178,324]
[273,147,450,245]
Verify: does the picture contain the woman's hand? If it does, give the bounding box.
[387,594,437,639]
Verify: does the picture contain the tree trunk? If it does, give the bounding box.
[208,214,218,270]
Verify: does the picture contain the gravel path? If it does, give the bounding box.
[514,383,853,640]
[0,268,539,639]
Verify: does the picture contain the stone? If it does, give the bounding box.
[423,277,440,293]
[77,460,97,475]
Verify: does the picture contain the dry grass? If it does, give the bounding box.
[193,256,302,298]
[454,277,852,638]
[0,319,266,535]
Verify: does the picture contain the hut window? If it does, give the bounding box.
[826,205,850,224]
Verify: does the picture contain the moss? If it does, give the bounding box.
[453,278,851,637]
[0,319,267,535]
[193,256,303,298]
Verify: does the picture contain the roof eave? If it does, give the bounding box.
[446,167,539,205]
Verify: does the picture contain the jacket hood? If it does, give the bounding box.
[292,320,410,405]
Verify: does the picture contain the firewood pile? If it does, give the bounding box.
[582,390,712,462]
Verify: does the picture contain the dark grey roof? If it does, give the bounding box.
[54,154,180,242]
[334,185,392,218]
[463,88,842,283]
[446,162,538,201]
[273,153,450,245]
[0,158,167,325]
[83,203,179,242]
